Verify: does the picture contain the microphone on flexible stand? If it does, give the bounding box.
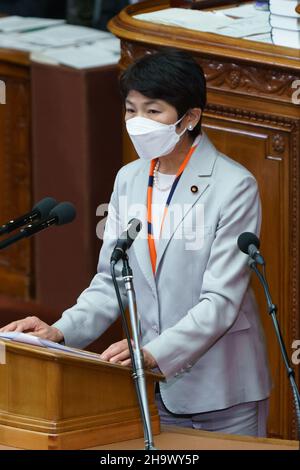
[237,231,300,438]
[110,218,157,450]
[237,232,265,265]
[0,197,58,236]
[110,218,142,264]
[0,202,76,251]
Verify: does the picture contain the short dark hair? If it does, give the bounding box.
[120,48,206,137]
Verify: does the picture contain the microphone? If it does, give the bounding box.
[237,232,265,265]
[0,202,76,251]
[0,197,58,236]
[110,218,142,264]
[242,233,300,437]
[24,201,76,233]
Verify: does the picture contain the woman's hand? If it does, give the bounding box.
[100,338,157,369]
[0,316,64,343]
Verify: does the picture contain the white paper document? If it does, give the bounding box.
[135,8,233,32]
[0,33,45,52]
[218,16,271,38]
[217,3,269,19]
[21,24,112,47]
[245,33,272,44]
[0,331,103,361]
[0,16,65,33]
[30,39,121,69]
[134,6,271,38]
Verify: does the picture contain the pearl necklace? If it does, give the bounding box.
[153,160,174,192]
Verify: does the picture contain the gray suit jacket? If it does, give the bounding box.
[53,133,272,414]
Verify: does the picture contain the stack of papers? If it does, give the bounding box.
[135,9,234,33]
[134,5,272,40]
[25,25,121,68]
[245,33,272,43]
[0,331,104,362]
[0,20,121,68]
[218,16,270,38]
[30,39,121,69]
[0,15,65,33]
[0,17,121,69]
[20,24,111,48]
[217,3,268,19]
[0,34,45,52]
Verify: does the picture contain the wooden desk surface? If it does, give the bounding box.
[89,426,299,451]
[0,48,29,66]
[0,426,298,451]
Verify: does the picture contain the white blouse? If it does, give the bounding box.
[151,172,176,249]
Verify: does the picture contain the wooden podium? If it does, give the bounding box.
[0,339,161,450]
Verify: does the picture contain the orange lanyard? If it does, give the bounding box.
[147,143,198,274]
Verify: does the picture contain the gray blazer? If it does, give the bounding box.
[53,133,272,414]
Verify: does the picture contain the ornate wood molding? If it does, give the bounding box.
[290,122,300,441]
[205,103,299,129]
[199,59,300,102]
[271,134,285,154]
[120,42,300,104]
[0,75,31,296]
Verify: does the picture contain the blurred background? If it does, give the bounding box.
[0,1,147,350]
[0,0,140,30]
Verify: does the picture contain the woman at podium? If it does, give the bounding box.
[0,49,271,437]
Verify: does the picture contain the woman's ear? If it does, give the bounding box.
[187,108,202,129]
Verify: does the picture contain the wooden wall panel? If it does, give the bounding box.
[203,117,290,439]
[0,59,32,299]
[0,50,124,358]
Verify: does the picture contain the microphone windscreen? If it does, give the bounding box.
[49,202,76,226]
[237,232,260,254]
[127,218,142,242]
[32,197,58,219]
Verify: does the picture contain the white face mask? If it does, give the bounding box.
[126,115,187,161]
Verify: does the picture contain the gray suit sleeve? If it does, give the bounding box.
[144,175,262,378]
[52,171,127,349]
